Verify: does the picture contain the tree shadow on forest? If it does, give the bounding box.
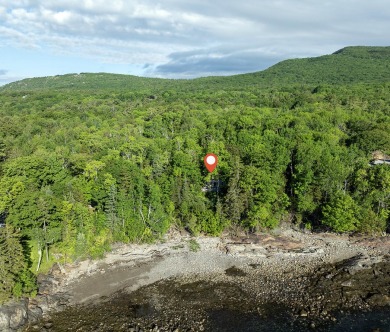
[20,234,34,270]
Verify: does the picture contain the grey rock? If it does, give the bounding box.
[366,294,390,306]
[9,306,27,329]
[0,299,29,331]
[28,306,43,323]
[340,254,383,275]
[44,322,53,329]
[36,296,49,313]
[0,310,10,331]
[341,280,354,287]
[300,309,308,317]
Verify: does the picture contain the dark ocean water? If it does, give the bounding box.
[26,296,390,332]
[207,307,390,332]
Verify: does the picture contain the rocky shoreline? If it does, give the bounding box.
[1,227,389,331]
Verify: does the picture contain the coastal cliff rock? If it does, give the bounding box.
[0,299,28,332]
[0,264,69,331]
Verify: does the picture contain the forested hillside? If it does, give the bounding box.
[2,46,390,92]
[0,46,390,303]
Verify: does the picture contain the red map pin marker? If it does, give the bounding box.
[204,153,218,173]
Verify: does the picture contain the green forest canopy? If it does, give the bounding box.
[0,46,389,302]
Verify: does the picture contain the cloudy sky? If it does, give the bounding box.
[0,0,389,85]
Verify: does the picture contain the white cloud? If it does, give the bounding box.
[42,9,73,25]
[0,0,389,78]
[0,26,39,48]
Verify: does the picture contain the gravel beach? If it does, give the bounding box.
[51,227,388,304]
[18,226,390,331]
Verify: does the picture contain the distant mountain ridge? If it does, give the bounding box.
[1,46,389,92]
[332,46,390,59]
[249,46,390,85]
